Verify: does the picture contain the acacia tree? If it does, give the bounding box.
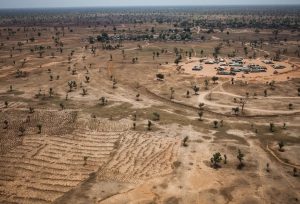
[133,122,136,130]
[204,79,209,90]
[68,80,77,92]
[278,141,284,152]
[224,154,227,164]
[100,97,108,105]
[212,76,219,84]
[293,168,297,177]
[49,88,54,97]
[237,149,245,169]
[19,127,25,136]
[29,107,34,113]
[85,76,90,83]
[83,156,88,166]
[213,120,218,128]
[112,79,117,89]
[270,123,275,132]
[266,163,270,172]
[264,89,268,97]
[82,88,87,96]
[211,152,222,168]
[199,103,205,110]
[37,124,42,134]
[136,93,140,101]
[182,136,189,147]
[147,120,152,131]
[198,111,203,121]
[193,86,200,95]
[3,120,8,129]
[186,90,190,98]
[170,87,175,99]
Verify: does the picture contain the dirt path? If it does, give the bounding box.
[197,81,300,115]
[266,143,300,170]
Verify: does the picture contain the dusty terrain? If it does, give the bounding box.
[0,11,299,204]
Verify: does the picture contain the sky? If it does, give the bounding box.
[0,0,299,8]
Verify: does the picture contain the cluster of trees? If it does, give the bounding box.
[1,7,298,30]
[210,149,245,169]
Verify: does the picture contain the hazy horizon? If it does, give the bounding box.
[0,0,299,9]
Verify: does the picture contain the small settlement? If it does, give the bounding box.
[190,57,286,76]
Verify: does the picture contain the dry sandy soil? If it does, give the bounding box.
[0,26,299,204]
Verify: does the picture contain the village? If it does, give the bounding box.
[185,57,293,79]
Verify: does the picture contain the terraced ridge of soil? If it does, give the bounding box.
[98,131,180,183]
[0,109,77,154]
[0,117,131,204]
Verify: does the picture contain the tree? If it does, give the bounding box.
[264,89,268,97]
[132,113,137,121]
[182,136,189,147]
[270,123,274,132]
[243,47,248,56]
[224,154,227,164]
[133,122,136,130]
[174,57,180,65]
[193,86,200,95]
[68,80,76,92]
[4,101,8,108]
[199,103,205,110]
[112,79,117,89]
[266,163,270,172]
[293,168,297,177]
[170,87,175,99]
[220,120,223,127]
[288,103,293,110]
[49,88,54,97]
[83,156,88,166]
[156,73,164,80]
[241,99,247,113]
[29,107,34,114]
[19,127,25,136]
[147,120,152,131]
[82,88,87,96]
[237,149,245,169]
[3,120,8,129]
[198,111,203,121]
[60,103,64,110]
[269,81,275,90]
[37,124,42,134]
[212,76,219,84]
[211,152,222,168]
[283,123,287,129]
[100,97,108,105]
[186,90,190,98]
[278,141,284,152]
[213,120,218,128]
[85,76,90,83]
[136,93,140,101]
[204,79,209,90]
